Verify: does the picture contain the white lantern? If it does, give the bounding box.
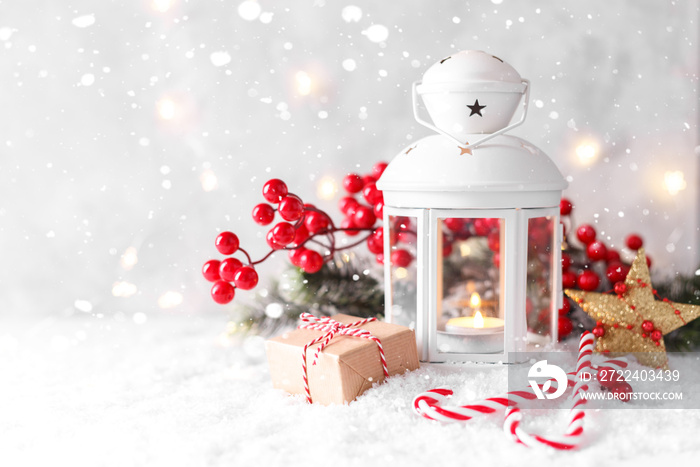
[376,51,568,363]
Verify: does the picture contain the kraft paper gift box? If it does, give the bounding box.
[266,314,420,405]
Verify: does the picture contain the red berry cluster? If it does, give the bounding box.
[558,197,647,339]
[204,173,389,305]
[202,231,259,304]
[339,162,387,236]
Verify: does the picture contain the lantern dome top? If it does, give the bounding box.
[420,50,523,93]
[376,134,568,209]
[414,50,529,140]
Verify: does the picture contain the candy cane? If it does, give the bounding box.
[413,333,629,450]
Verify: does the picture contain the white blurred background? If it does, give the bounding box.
[0,0,697,320]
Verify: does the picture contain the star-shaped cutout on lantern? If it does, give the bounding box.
[467,99,486,117]
[458,144,472,155]
[565,248,700,369]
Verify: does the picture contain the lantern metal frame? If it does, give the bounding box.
[383,204,562,363]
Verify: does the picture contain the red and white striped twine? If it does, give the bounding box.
[413,332,629,450]
[297,313,389,403]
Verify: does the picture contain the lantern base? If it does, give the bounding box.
[436,330,504,354]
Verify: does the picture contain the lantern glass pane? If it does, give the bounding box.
[437,217,504,354]
[387,215,418,329]
[526,216,555,342]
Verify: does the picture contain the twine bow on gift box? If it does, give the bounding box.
[297,313,389,403]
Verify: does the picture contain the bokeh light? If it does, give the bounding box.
[575,143,598,165]
[120,247,139,270]
[152,0,173,12]
[295,71,312,96]
[663,171,687,195]
[200,169,219,192]
[158,291,183,309]
[157,98,177,120]
[316,176,338,200]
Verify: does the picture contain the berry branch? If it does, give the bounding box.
[203,163,392,304]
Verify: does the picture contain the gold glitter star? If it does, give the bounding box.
[565,248,700,369]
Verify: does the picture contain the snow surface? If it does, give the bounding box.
[2,315,700,466]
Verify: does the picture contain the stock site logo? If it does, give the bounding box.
[528,360,568,400]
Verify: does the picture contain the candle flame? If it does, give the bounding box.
[469,292,481,308]
[473,310,484,328]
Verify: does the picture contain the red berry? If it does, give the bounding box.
[443,242,453,257]
[266,231,284,250]
[373,201,384,219]
[444,218,465,232]
[367,235,383,254]
[397,230,413,245]
[252,203,275,225]
[202,260,222,282]
[353,205,377,229]
[343,173,364,194]
[606,262,628,284]
[578,270,600,291]
[211,281,235,304]
[233,266,258,290]
[391,249,412,267]
[562,270,577,289]
[271,222,295,246]
[367,228,384,254]
[561,253,572,270]
[278,195,304,222]
[288,248,306,267]
[487,231,500,252]
[341,217,360,236]
[372,161,388,178]
[290,224,310,248]
[473,219,492,236]
[362,174,377,186]
[614,282,627,295]
[610,382,633,402]
[376,253,384,265]
[625,234,643,251]
[596,366,617,387]
[219,257,243,282]
[641,320,654,333]
[300,249,324,273]
[339,196,359,215]
[304,211,330,235]
[586,241,608,261]
[576,224,596,245]
[651,329,662,341]
[559,299,571,316]
[558,316,573,340]
[560,198,573,216]
[372,227,384,244]
[215,231,239,255]
[592,325,605,338]
[606,249,621,263]
[492,252,500,268]
[362,183,383,206]
[262,179,288,204]
[646,255,652,269]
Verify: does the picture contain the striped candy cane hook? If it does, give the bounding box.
[414,332,627,450]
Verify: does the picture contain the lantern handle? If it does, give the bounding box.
[411,79,530,150]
